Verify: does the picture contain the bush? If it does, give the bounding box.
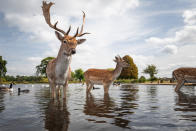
[150,77,158,82]
[139,76,146,83]
[131,79,139,83]
[115,79,132,83]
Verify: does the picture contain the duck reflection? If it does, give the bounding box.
[175,88,196,121]
[45,99,70,131]
[84,84,139,129]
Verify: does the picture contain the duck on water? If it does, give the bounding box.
[0,83,14,91]
[18,88,30,93]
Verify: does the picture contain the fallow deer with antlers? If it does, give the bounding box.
[42,1,89,98]
[173,67,196,92]
[84,56,129,94]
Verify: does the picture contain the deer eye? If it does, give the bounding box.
[63,40,67,44]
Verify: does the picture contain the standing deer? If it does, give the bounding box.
[84,56,129,93]
[172,67,196,92]
[42,1,89,98]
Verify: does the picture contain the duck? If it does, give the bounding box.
[18,88,30,93]
[0,83,14,91]
[93,86,100,90]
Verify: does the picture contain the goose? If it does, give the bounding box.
[0,83,14,91]
[18,88,30,93]
[92,86,100,90]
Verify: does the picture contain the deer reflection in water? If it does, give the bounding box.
[84,85,139,129]
[45,99,70,131]
[175,88,196,121]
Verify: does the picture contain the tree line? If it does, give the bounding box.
[0,55,159,83]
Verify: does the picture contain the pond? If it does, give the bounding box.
[0,84,196,131]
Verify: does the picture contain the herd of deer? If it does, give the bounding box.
[42,1,196,99]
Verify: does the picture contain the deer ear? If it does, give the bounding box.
[55,31,63,41]
[77,39,86,45]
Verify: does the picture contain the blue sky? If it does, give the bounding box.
[0,0,196,77]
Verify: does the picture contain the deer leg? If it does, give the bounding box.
[63,80,68,99]
[87,83,94,93]
[56,85,61,98]
[86,81,90,92]
[175,79,185,92]
[51,83,56,99]
[104,83,110,94]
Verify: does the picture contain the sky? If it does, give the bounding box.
[0,0,196,78]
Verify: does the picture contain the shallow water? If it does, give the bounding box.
[0,84,196,131]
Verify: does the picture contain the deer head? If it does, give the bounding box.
[42,1,89,56]
[114,56,129,67]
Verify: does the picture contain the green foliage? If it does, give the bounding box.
[131,79,139,83]
[119,55,138,79]
[139,76,146,83]
[150,77,158,82]
[107,68,114,71]
[74,68,84,82]
[143,64,158,80]
[0,56,7,83]
[115,79,132,83]
[36,57,54,77]
[71,71,75,80]
[5,75,44,83]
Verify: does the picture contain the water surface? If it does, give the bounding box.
[0,84,196,131]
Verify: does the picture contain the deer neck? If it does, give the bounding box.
[55,46,71,82]
[113,64,123,80]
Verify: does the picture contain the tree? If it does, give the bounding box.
[139,76,146,83]
[74,68,84,82]
[143,64,158,80]
[119,55,138,79]
[36,57,54,77]
[0,56,7,83]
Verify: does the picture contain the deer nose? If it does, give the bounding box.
[71,49,76,54]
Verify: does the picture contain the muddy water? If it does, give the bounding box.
[0,84,196,131]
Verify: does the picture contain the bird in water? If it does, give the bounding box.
[18,88,30,94]
[0,83,14,92]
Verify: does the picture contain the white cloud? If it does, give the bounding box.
[146,9,196,54]
[183,9,196,25]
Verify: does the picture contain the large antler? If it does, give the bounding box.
[42,1,71,35]
[73,11,90,38]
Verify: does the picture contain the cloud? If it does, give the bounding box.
[1,0,196,78]
[183,9,196,25]
[0,0,143,75]
[162,45,178,55]
[146,8,196,55]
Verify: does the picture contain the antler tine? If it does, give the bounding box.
[117,55,122,61]
[66,25,71,35]
[42,1,66,35]
[115,56,119,60]
[77,11,90,37]
[73,27,79,37]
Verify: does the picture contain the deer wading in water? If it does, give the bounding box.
[42,1,89,98]
[84,56,129,93]
[173,67,196,92]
